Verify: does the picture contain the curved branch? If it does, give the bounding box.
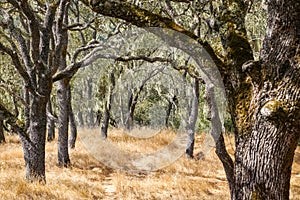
[80,0,225,72]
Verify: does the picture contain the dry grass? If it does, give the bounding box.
[0,129,299,199]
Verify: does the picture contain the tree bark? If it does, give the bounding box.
[0,119,5,143]
[47,100,56,142]
[56,2,71,167]
[69,90,77,149]
[23,93,49,182]
[57,79,71,167]
[23,86,30,132]
[126,91,134,130]
[232,0,300,198]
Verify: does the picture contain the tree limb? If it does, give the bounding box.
[80,0,225,73]
[0,102,31,143]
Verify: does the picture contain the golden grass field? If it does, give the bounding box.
[0,128,300,200]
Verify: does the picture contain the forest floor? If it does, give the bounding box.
[0,128,300,200]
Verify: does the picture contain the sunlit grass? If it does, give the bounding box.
[0,129,299,199]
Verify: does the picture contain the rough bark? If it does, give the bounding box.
[57,1,71,167]
[23,86,30,132]
[57,78,71,167]
[232,0,300,198]
[24,94,49,182]
[0,119,5,143]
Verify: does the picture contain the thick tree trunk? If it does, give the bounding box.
[22,95,48,182]
[232,0,300,198]
[57,6,71,166]
[0,119,5,143]
[69,91,77,149]
[57,79,71,167]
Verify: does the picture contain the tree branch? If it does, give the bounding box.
[0,102,31,143]
[0,42,36,94]
[79,0,225,84]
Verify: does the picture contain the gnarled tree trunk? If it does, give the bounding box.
[23,87,50,182]
[232,0,300,198]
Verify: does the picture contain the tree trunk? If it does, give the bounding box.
[86,77,95,127]
[22,95,48,182]
[101,106,110,139]
[56,5,71,167]
[57,79,71,167]
[101,72,115,138]
[0,119,5,143]
[47,100,55,142]
[23,86,30,132]
[232,0,300,198]
[185,79,199,158]
[69,90,77,149]
[204,84,234,195]
[126,91,134,130]
[95,110,102,127]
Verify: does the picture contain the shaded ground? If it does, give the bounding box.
[0,129,299,199]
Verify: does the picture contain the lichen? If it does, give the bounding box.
[260,99,289,121]
[234,82,252,134]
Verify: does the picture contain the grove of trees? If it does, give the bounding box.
[0,0,299,199]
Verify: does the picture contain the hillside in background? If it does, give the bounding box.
[0,129,299,200]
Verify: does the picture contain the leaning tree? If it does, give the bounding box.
[80,0,300,199]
